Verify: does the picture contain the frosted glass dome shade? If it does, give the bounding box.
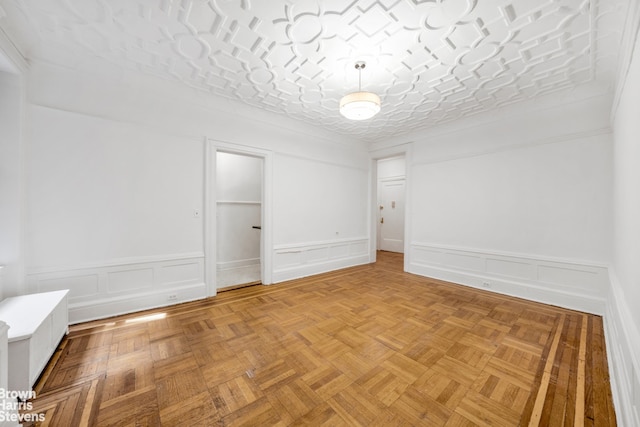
[339,91,381,120]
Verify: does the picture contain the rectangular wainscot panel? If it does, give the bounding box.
[273,238,369,283]
[410,243,608,314]
[107,268,154,293]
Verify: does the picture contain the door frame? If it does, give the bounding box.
[369,144,412,271]
[205,139,273,297]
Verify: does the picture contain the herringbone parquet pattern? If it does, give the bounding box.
[21,252,616,426]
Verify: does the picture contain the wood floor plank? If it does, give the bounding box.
[575,314,589,427]
[526,313,565,426]
[19,251,616,426]
[592,316,617,426]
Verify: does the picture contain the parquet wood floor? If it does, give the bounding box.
[21,251,616,426]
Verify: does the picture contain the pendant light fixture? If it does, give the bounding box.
[339,62,381,120]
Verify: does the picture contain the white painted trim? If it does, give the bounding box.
[26,255,206,323]
[411,242,610,269]
[217,258,260,269]
[68,283,206,324]
[610,0,640,123]
[273,237,368,251]
[369,144,413,161]
[379,175,406,183]
[26,252,206,275]
[273,150,369,172]
[204,137,216,297]
[403,144,414,272]
[216,258,261,288]
[409,243,609,314]
[216,200,261,205]
[0,27,28,73]
[272,238,369,283]
[373,85,613,151]
[368,158,377,264]
[369,143,413,271]
[26,57,357,150]
[273,255,369,283]
[208,140,274,287]
[604,271,640,427]
[262,147,274,285]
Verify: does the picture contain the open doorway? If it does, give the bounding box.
[215,151,263,291]
[376,156,406,254]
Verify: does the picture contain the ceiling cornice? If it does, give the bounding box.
[0,0,630,142]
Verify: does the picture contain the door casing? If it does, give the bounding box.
[369,145,412,271]
[205,139,273,297]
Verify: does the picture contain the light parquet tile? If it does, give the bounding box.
[301,364,353,401]
[212,374,264,416]
[19,251,616,426]
[328,383,391,426]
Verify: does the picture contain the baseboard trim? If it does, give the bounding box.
[273,254,370,283]
[409,243,608,314]
[603,271,640,427]
[27,252,206,275]
[217,258,261,288]
[27,254,206,324]
[68,282,207,324]
[272,238,370,283]
[411,262,606,314]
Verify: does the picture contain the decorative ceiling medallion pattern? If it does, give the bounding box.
[0,0,628,141]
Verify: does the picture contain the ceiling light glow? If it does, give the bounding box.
[339,62,380,120]
[339,91,381,120]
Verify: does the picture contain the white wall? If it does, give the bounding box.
[21,61,371,322]
[0,71,23,299]
[607,13,640,426]
[24,106,208,322]
[26,106,205,268]
[271,154,369,281]
[611,32,640,333]
[401,94,613,314]
[412,134,611,261]
[273,155,368,245]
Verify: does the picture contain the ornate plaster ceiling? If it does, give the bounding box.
[0,0,629,142]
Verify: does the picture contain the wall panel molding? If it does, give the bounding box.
[273,238,369,283]
[26,252,205,275]
[217,200,261,205]
[26,255,206,323]
[217,258,261,288]
[0,26,28,72]
[409,242,609,314]
[604,272,640,427]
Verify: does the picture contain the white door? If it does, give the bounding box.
[378,179,405,253]
[216,152,263,289]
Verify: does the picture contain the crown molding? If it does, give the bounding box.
[0,27,27,73]
[610,0,640,122]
